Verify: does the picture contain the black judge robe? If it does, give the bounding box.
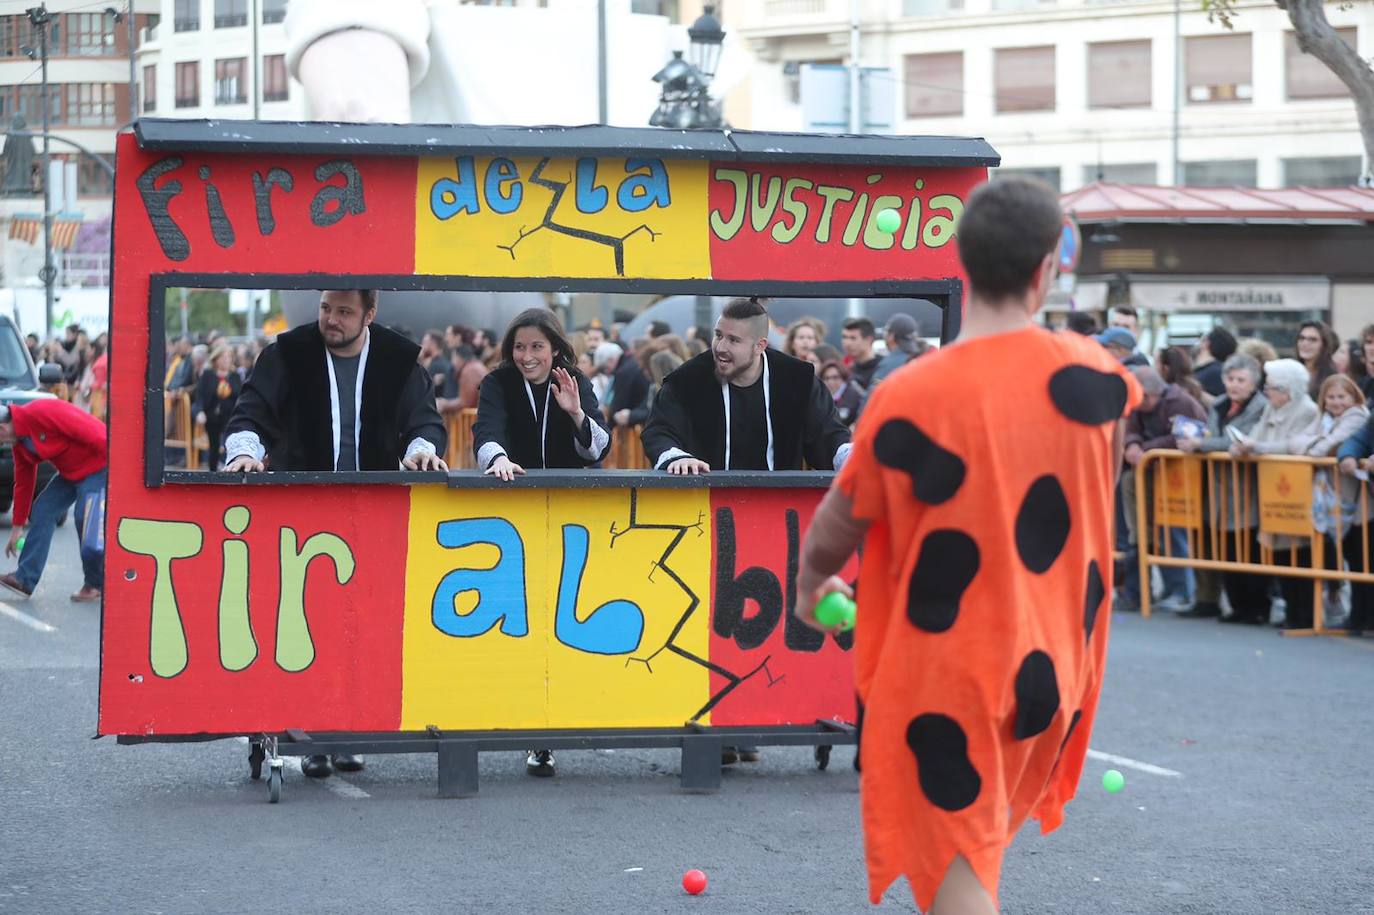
[223,322,445,471]
[472,364,610,469]
[641,348,851,471]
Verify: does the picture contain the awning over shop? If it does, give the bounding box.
[1061,182,1374,225]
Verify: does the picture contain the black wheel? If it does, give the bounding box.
[268,767,282,803]
[815,744,832,771]
[249,742,265,780]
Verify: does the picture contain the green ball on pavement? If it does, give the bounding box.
[1102,769,1125,793]
[815,592,856,631]
[875,208,902,234]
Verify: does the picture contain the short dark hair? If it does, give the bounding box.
[842,317,876,339]
[956,178,1062,301]
[719,297,770,340]
[423,329,445,349]
[500,308,577,371]
[1065,311,1099,335]
[1205,327,1237,361]
[1109,304,1138,320]
[648,320,671,338]
[721,297,769,321]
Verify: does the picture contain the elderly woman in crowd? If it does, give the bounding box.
[1232,366,1366,630]
[1177,353,1269,621]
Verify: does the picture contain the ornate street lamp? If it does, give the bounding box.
[649,5,726,130]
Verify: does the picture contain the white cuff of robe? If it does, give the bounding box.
[833,443,853,472]
[225,430,265,463]
[476,441,507,471]
[404,437,437,464]
[654,447,692,470]
[576,420,610,462]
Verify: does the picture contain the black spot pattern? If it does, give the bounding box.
[1084,560,1105,642]
[1048,365,1129,425]
[906,713,981,812]
[1015,476,1071,573]
[907,530,980,633]
[1058,709,1083,756]
[1013,650,1061,740]
[874,419,966,506]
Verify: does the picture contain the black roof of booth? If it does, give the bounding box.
[133,119,1000,168]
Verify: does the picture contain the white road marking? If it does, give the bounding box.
[234,737,371,799]
[0,600,56,633]
[1087,748,1183,778]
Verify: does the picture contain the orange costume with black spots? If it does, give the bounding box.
[835,326,1142,910]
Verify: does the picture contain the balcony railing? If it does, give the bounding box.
[214,13,248,28]
[174,16,199,31]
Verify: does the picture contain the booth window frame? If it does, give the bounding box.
[145,274,962,488]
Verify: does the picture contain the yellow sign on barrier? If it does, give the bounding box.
[1153,456,1203,528]
[1258,461,1314,535]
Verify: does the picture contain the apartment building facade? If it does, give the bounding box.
[137,0,302,122]
[738,0,1371,190]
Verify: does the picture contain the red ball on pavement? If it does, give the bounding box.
[682,869,708,895]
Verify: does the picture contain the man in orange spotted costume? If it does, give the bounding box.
[796,178,1143,913]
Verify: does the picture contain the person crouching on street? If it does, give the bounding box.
[0,400,107,602]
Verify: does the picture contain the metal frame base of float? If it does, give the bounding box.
[118,721,857,803]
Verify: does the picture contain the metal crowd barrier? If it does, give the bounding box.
[1135,449,1372,636]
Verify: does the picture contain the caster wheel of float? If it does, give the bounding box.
[249,742,265,780]
[268,767,282,804]
[815,745,832,771]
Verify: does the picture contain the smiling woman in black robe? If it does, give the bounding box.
[472,308,610,482]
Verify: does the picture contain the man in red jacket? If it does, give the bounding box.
[0,400,107,602]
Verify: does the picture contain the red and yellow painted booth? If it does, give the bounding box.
[103,120,997,800]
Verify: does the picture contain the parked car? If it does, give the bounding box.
[0,314,66,518]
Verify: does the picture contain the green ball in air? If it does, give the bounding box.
[1102,769,1125,793]
[874,208,902,234]
[815,592,856,631]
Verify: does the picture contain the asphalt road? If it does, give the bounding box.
[3,522,1372,914]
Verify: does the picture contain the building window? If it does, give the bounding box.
[78,157,114,196]
[905,51,963,118]
[62,83,117,126]
[215,0,248,28]
[1283,156,1362,187]
[16,85,60,125]
[175,61,200,108]
[631,0,680,15]
[995,46,1055,113]
[1182,160,1257,186]
[215,57,247,105]
[1082,162,1158,185]
[65,13,114,56]
[1186,34,1252,103]
[1088,39,1151,109]
[1286,28,1357,100]
[143,64,156,112]
[262,0,287,25]
[0,16,20,57]
[993,166,1061,190]
[174,0,199,32]
[902,0,964,15]
[263,54,289,102]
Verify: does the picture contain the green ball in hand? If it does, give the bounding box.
[874,208,902,234]
[14,535,25,552]
[1102,769,1125,793]
[815,592,856,631]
